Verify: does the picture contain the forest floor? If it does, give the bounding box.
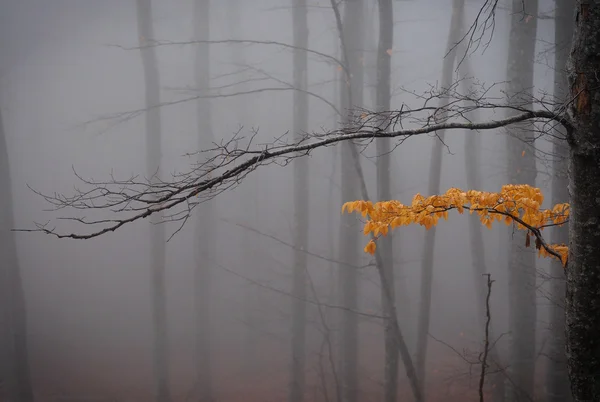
[32,337,548,401]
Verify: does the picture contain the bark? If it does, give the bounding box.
[504,1,538,399]
[546,1,574,401]
[375,1,399,401]
[289,0,309,401]
[414,1,464,396]
[136,2,170,401]
[337,1,364,401]
[565,3,600,400]
[0,107,34,402]
[192,0,214,400]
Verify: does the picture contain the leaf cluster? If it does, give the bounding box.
[342,184,569,266]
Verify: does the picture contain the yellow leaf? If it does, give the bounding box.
[341,184,570,260]
[364,240,376,255]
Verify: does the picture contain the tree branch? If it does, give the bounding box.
[18,109,565,239]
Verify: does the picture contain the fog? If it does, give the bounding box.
[1,0,563,401]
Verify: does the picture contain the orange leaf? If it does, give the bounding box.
[386,48,393,56]
[364,240,376,255]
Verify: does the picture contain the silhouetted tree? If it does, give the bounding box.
[334,1,364,400]
[289,0,309,401]
[504,1,539,399]
[135,1,170,401]
[374,0,399,401]
[0,105,34,402]
[414,0,465,395]
[192,0,214,400]
[546,2,574,401]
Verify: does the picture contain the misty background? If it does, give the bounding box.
[0,0,565,400]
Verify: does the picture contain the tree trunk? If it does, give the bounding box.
[375,1,399,401]
[505,1,538,399]
[192,0,214,400]
[565,3,600,400]
[135,1,170,401]
[337,1,364,401]
[227,0,262,376]
[289,1,309,401]
[414,1,464,395]
[546,1,574,401]
[458,40,506,402]
[0,107,34,402]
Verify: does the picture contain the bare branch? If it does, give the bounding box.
[18,106,566,240]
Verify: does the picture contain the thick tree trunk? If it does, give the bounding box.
[337,1,364,401]
[414,1,464,395]
[192,0,214,400]
[135,1,170,401]
[0,108,34,402]
[546,1,574,401]
[289,1,309,401]
[565,3,600,400]
[375,1,399,401]
[504,1,538,400]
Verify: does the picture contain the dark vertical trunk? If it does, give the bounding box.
[505,1,538,399]
[546,1,574,401]
[135,1,170,401]
[0,108,34,402]
[337,1,364,401]
[414,1,464,396]
[565,3,600,401]
[192,0,214,400]
[289,0,309,401]
[375,1,398,401]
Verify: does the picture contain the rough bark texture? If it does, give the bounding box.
[136,1,170,401]
[504,1,538,399]
[192,0,214,400]
[375,1,399,401]
[289,0,309,401]
[414,1,464,395]
[0,107,34,402]
[337,1,363,401]
[546,1,574,401]
[565,2,600,400]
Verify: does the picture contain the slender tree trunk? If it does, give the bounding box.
[546,1,574,401]
[458,40,506,402]
[192,0,214,400]
[414,1,464,395]
[0,108,34,402]
[336,1,364,401]
[136,1,170,401]
[375,1,399,401]
[565,3,600,400]
[505,1,538,400]
[289,1,309,401]
[227,0,261,376]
